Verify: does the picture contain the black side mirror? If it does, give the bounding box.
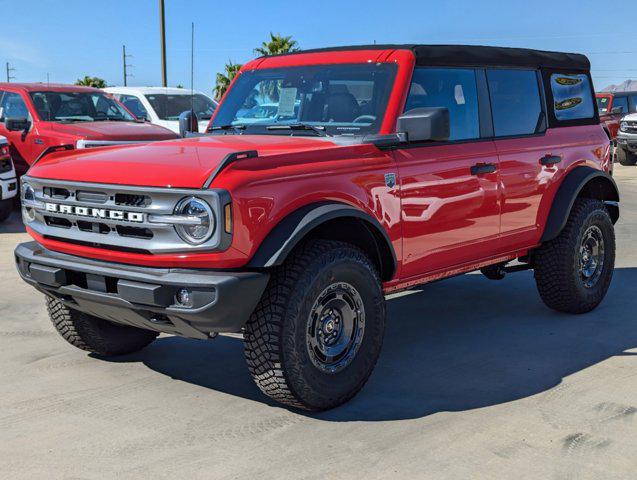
[6,117,30,132]
[397,107,450,142]
[178,110,199,138]
[611,106,624,114]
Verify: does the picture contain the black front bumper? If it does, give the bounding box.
[15,242,270,339]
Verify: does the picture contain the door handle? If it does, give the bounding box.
[540,155,562,166]
[470,163,497,175]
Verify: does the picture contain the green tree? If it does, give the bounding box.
[214,61,242,101]
[254,33,300,57]
[74,76,107,88]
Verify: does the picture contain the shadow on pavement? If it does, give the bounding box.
[0,208,26,234]
[100,268,637,421]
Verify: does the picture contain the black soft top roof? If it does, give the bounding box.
[284,44,590,71]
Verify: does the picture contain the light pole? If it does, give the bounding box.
[122,45,133,86]
[159,0,167,87]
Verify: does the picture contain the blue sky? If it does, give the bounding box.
[1,0,635,93]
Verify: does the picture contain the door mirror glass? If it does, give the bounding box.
[5,117,30,132]
[397,107,449,142]
[178,110,199,138]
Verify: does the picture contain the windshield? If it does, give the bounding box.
[596,95,611,115]
[145,93,216,121]
[29,91,135,122]
[211,63,397,135]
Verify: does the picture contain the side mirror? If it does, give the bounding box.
[178,110,199,138]
[5,117,30,132]
[611,106,624,114]
[397,107,450,142]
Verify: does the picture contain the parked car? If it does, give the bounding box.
[0,135,17,221]
[16,45,618,411]
[615,113,637,165]
[0,83,178,177]
[104,87,217,134]
[596,91,637,141]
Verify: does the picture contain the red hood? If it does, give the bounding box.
[45,121,177,140]
[28,135,345,188]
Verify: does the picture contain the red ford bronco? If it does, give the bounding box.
[15,45,618,410]
[0,83,177,177]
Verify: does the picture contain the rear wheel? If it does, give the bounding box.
[534,198,615,314]
[46,297,158,356]
[243,240,385,411]
[616,147,637,166]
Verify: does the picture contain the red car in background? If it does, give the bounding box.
[0,83,178,176]
[596,91,637,140]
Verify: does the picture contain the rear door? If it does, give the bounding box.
[393,67,501,277]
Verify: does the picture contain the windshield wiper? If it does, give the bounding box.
[208,124,246,134]
[266,123,330,137]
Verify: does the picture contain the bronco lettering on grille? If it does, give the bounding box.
[44,203,144,223]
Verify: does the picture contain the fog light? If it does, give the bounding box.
[176,288,193,308]
[22,207,35,223]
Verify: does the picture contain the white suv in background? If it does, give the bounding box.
[0,135,17,222]
[616,113,637,166]
[104,87,218,134]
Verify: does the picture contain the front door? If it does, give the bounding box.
[0,90,37,176]
[394,67,501,278]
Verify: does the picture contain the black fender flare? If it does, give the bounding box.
[541,166,619,242]
[247,202,397,279]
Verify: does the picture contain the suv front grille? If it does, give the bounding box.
[623,121,637,133]
[22,177,230,254]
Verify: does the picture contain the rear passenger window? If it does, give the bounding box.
[487,69,543,137]
[405,68,479,141]
[550,73,594,121]
[612,96,629,114]
[629,96,637,113]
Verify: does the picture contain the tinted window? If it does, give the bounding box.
[550,74,594,121]
[630,95,637,113]
[597,96,611,114]
[146,93,216,121]
[613,96,629,114]
[487,69,543,137]
[0,92,29,121]
[29,91,134,122]
[118,94,149,119]
[405,68,479,141]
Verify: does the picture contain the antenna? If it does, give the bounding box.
[122,45,134,86]
[191,22,195,115]
[6,62,16,82]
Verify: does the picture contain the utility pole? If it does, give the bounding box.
[122,45,133,86]
[6,62,16,82]
[159,0,167,87]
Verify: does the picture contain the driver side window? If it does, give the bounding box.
[405,68,480,141]
[0,91,30,122]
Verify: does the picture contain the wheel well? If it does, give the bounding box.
[305,216,395,281]
[578,175,619,223]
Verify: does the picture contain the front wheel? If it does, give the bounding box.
[243,240,385,411]
[534,198,615,314]
[616,147,637,166]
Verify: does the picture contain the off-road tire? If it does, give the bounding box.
[616,147,637,166]
[46,296,158,356]
[534,198,615,314]
[243,240,385,411]
[0,199,12,222]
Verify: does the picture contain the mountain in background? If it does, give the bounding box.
[602,80,637,92]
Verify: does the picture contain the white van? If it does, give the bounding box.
[0,135,17,222]
[104,87,218,134]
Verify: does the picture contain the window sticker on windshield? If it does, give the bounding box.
[454,85,465,105]
[277,87,297,117]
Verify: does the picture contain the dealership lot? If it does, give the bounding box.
[0,166,636,479]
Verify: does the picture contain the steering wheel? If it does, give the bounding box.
[353,115,376,124]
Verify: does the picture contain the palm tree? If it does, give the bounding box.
[254,33,300,57]
[214,61,243,101]
[75,76,107,88]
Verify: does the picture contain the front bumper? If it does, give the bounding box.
[0,175,17,201]
[15,242,269,339]
[616,132,637,152]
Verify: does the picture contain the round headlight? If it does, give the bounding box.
[22,182,35,202]
[620,122,629,132]
[174,197,215,244]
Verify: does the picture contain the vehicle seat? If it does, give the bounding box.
[325,85,360,122]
